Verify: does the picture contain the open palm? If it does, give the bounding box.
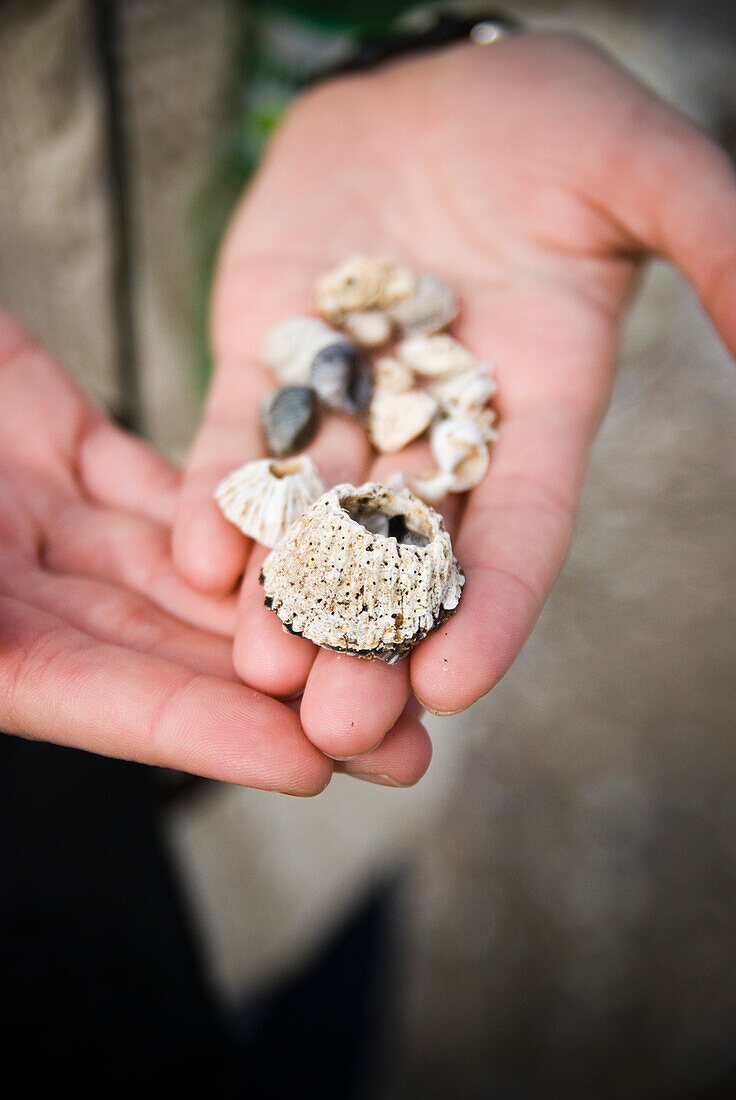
[0,312,337,791]
[173,35,736,768]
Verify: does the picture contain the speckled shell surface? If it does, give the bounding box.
[260,482,464,663]
[215,456,326,549]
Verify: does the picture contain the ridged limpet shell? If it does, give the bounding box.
[215,455,326,549]
[260,482,464,663]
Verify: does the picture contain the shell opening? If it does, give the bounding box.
[341,496,431,548]
[268,459,305,479]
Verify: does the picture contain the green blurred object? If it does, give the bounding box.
[264,0,415,32]
[196,0,420,387]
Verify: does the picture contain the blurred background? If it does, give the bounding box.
[1,1,735,1095]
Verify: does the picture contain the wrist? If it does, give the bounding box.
[308,8,522,84]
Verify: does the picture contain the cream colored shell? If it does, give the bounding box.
[315,255,415,322]
[263,316,349,386]
[342,309,393,347]
[260,482,464,663]
[397,333,477,378]
[215,455,326,549]
[373,355,414,394]
[368,389,437,454]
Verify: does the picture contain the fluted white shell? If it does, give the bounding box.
[464,405,499,444]
[215,455,326,549]
[263,316,351,386]
[315,255,415,322]
[397,334,477,378]
[260,482,464,663]
[405,471,456,506]
[386,273,458,336]
[430,365,497,414]
[368,389,437,454]
[431,417,489,492]
[342,309,393,347]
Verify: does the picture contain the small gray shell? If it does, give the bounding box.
[260,482,464,663]
[309,343,373,416]
[259,385,318,457]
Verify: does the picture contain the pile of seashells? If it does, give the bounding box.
[215,256,498,663]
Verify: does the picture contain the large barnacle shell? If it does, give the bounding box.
[263,317,352,386]
[397,333,477,378]
[215,456,326,549]
[315,256,415,322]
[431,417,489,492]
[387,273,459,336]
[260,482,464,663]
[368,389,437,454]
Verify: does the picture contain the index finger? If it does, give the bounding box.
[0,595,332,794]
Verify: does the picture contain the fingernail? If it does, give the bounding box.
[414,697,460,717]
[351,772,403,787]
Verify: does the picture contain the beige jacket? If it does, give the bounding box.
[0,0,235,457]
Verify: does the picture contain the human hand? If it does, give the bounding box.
[173,34,736,761]
[0,310,341,791]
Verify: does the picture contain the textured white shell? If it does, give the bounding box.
[342,309,393,347]
[315,256,415,322]
[263,316,350,386]
[397,334,477,378]
[260,482,464,663]
[387,273,458,336]
[430,366,497,415]
[431,417,490,492]
[368,389,437,454]
[215,455,326,549]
